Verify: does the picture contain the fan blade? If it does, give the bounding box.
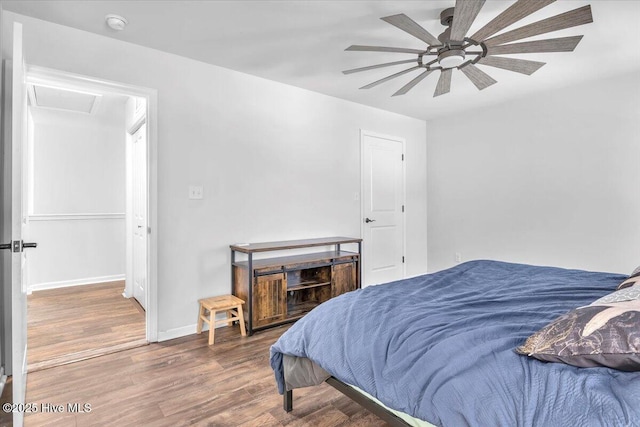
[434,69,452,97]
[450,0,486,42]
[487,36,583,55]
[460,64,497,90]
[393,70,434,96]
[360,66,421,89]
[343,59,418,75]
[478,56,545,75]
[346,45,425,54]
[470,0,556,42]
[381,14,441,46]
[484,5,593,46]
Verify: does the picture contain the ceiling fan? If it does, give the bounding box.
[343,0,593,97]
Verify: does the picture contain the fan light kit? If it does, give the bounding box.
[344,0,593,97]
[105,14,128,31]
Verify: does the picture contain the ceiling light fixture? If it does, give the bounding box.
[105,14,128,31]
[438,49,465,69]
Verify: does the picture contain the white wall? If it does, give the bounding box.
[2,12,428,339]
[427,71,640,274]
[31,102,126,214]
[26,96,127,290]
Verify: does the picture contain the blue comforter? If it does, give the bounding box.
[270,260,640,426]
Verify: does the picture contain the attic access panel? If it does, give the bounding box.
[30,84,101,114]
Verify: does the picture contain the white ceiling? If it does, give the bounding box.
[5,0,640,120]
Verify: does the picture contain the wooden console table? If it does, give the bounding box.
[231,237,362,335]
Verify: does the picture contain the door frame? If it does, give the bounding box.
[25,65,159,341]
[359,129,407,286]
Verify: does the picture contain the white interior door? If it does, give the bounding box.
[361,131,405,287]
[132,124,147,310]
[8,22,29,427]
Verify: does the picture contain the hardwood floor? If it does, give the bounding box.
[0,377,12,427]
[24,324,388,427]
[27,281,146,371]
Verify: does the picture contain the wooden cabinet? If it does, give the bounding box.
[331,262,357,297]
[231,237,362,335]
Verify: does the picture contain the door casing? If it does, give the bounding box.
[23,65,159,342]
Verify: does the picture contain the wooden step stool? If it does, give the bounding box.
[197,295,247,345]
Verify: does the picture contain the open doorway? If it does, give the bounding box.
[23,68,153,371]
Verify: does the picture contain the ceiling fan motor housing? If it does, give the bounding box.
[437,27,452,44]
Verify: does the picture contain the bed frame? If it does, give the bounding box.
[283,376,413,427]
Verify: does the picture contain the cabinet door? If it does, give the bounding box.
[253,273,287,327]
[332,262,357,297]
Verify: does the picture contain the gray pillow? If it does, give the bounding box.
[516,299,640,371]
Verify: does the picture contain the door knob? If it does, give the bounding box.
[364,218,376,223]
[0,241,37,252]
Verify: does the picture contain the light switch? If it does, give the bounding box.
[189,185,203,200]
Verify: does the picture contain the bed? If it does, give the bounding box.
[270,260,640,426]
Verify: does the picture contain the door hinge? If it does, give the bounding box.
[401,154,404,161]
[402,256,405,263]
[402,205,405,213]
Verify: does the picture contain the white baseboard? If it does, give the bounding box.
[157,325,196,342]
[28,274,126,293]
[157,313,231,342]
